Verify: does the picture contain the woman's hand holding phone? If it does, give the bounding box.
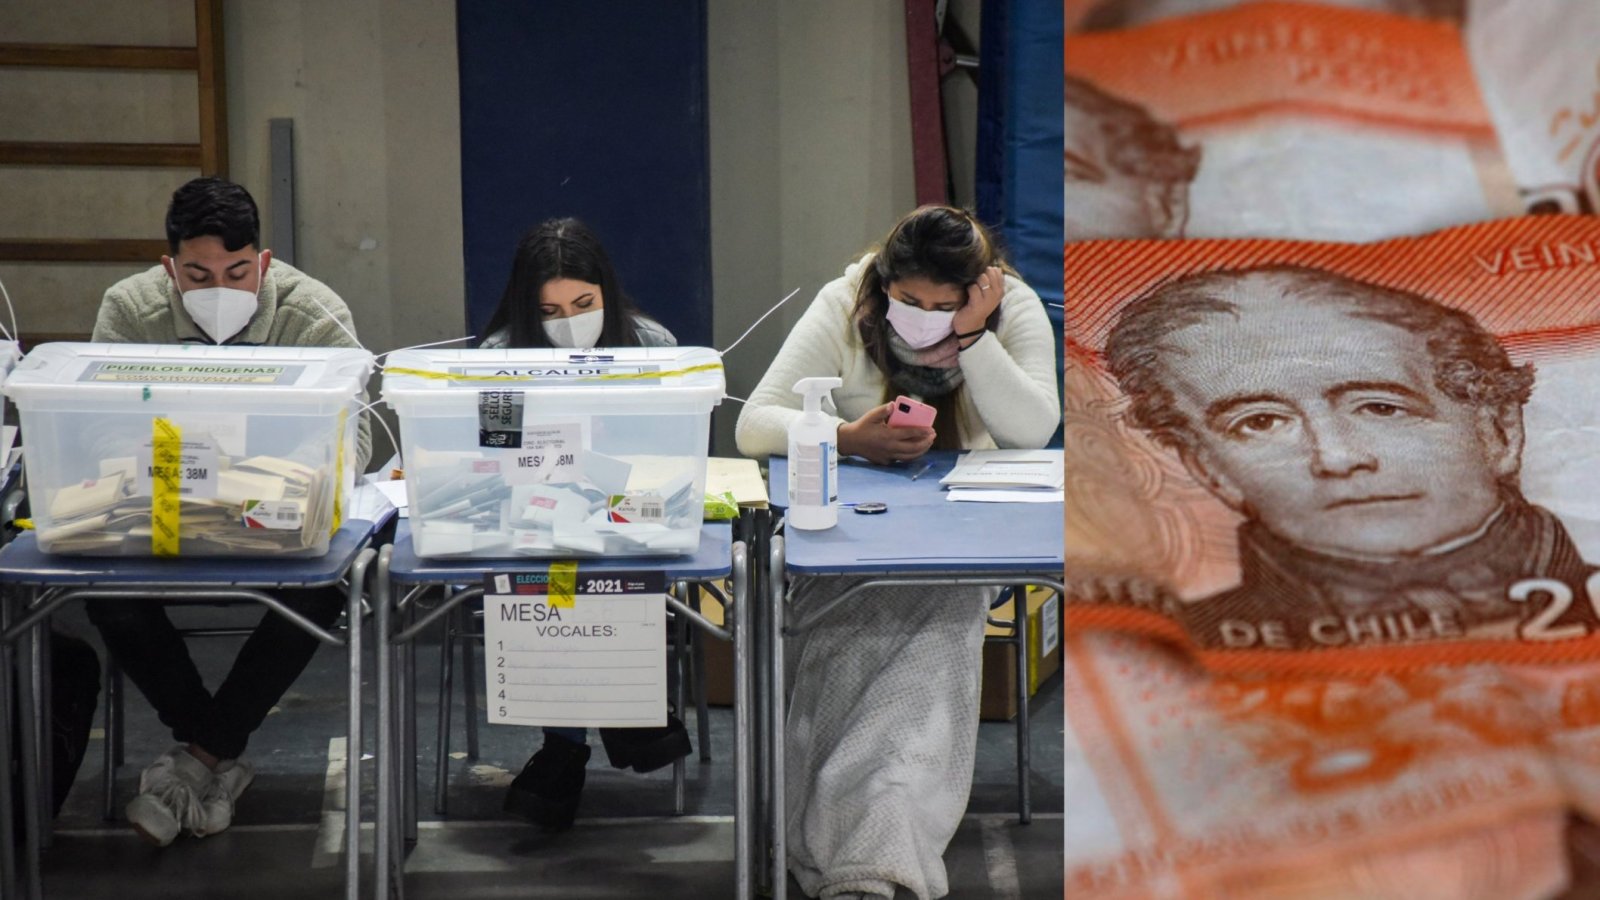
[838,402,936,465]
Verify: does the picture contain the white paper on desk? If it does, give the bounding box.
[482,570,667,729]
[945,488,1064,504]
[939,449,1063,490]
[369,479,410,517]
[348,480,399,523]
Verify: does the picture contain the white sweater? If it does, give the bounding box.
[735,256,1060,459]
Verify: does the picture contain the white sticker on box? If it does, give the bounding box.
[136,437,219,499]
[607,492,666,524]
[503,423,583,486]
[241,500,304,530]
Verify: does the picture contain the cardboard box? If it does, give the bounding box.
[979,587,1061,722]
[698,585,1061,721]
[700,588,735,708]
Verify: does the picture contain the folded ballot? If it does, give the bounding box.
[38,453,337,557]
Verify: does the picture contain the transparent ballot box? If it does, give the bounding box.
[4,343,372,557]
[381,347,725,559]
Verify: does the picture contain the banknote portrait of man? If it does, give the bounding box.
[1103,265,1600,651]
[1065,74,1200,242]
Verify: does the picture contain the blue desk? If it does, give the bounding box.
[767,453,1061,574]
[761,452,1064,900]
[372,520,755,900]
[0,518,383,900]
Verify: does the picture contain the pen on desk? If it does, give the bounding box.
[910,463,931,481]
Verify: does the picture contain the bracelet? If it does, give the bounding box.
[957,329,987,351]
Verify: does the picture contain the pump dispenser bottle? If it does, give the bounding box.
[787,376,843,530]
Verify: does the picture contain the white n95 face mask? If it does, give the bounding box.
[181,285,259,344]
[884,300,956,349]
[543,308,605,347]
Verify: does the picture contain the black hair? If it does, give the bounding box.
[481,218,647,349]
[164,176,261,255]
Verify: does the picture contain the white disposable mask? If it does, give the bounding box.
[884,299,956,349]
[173,257,261,343]
[542,308,605,347]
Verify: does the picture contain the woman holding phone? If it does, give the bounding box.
[736,205,1059,900]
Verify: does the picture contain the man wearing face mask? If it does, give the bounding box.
[86,176,372,847]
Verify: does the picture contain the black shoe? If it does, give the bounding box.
[503,738,590,831]
[599,715,692,773]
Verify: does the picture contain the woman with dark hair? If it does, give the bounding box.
[479,217,675,350]
[735,206,1059,900]
[483,217,683,831]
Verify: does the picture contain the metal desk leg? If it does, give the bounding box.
[768,534,787,900]
[672,580,688,816]
[344,548,373,900]
[459,601,479,761]
[34,622,50,852]
[1014,584,1031,825]
[691,583,711,763]
[403,598,418,844]
[375,547,395,900]
[17,591,42,900]
[0,590,21,898]
[731,544,753,900]
[434,591,454,817]
[754,538,773,896]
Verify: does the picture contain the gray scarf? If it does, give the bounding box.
[886,329,965,398]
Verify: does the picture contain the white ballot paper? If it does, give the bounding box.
[482,568,667,728]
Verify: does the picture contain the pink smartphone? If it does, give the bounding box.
[887,395,936,429]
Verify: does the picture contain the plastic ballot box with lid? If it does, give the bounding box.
[3,343,372,557]
[381,346,724,559]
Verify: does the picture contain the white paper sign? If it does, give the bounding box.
[136,436,219,499]
[482,569,667,728]
[502,422,584,486]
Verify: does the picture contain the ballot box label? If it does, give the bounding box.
[136,435,219,499]
[502,422,584,486]
[241,499,304,530]
[478,390,524,448]
[81,361,304,385]
[449,363,661,386]
[483,569,668,728]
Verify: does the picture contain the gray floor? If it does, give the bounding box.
[38,602,1065,898]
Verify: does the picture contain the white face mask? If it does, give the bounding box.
[542,308,605,348]
[884,300,956,349]
[172,259,261,343]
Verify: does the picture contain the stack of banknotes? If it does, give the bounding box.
[1066,2,1600,896]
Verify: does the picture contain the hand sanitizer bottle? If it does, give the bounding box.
[787,376,843,530]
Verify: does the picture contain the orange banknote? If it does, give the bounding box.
[1066,215,1600,674]
[1062,630,1600,898]
[1067,0,1465,33]
[1064,1,1518,242]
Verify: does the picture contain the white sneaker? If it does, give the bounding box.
[124,746,214,847]
[193,758,255,837]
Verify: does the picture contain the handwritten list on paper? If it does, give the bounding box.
[482,569,667,728]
